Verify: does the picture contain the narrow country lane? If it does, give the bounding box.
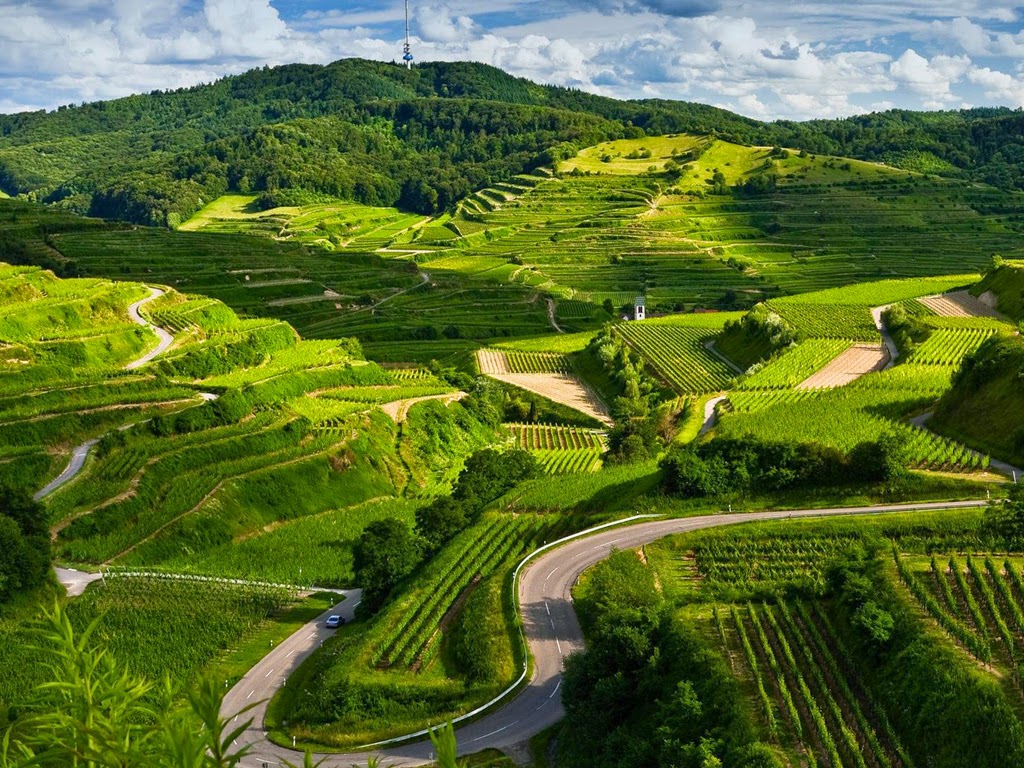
[125,286,174,370]
[225,499,988,768]
[33,438,101,501]
[698,395,727,437]
[35,287,182,501]
[870,304,899,369]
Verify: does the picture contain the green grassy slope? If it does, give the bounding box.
[7,130,1024,356]
[933,334,1024,466]
[0,259,499,568]
[972,261,1024,320]
[709,276,1013,476]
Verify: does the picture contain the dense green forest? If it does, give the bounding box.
[3,59,1024,227]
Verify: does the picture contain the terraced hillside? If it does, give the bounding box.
[14,133,1020,370]
[710,277,1018,474]
[0,263,502,574]
[627,510,1024,768]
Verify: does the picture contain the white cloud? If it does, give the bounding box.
[930,17,991,56]
[203,0,290,57]
[415,5,478,44]
[889,49,970,107]
[969,66,1024,107]
[737,92,769,116]
[1,0,1024,120]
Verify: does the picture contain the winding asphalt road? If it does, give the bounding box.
[224,499,988,767]
[35,290,220,503]
[33,438,101,501]
[125,286,174,370]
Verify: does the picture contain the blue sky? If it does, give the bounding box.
[2,1,1024,120]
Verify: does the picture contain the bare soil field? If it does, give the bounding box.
[493,373,611,425]
[477,348,611,424]
[797,343,888,390]
[919,290,1002,318]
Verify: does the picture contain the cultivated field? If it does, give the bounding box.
[919,289,1003,318]
[796,343,888,390]
[8,120,1024,760]
[477,349,612,424]
[506,422,607,474]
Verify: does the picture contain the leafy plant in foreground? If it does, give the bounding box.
[0,604,254,768]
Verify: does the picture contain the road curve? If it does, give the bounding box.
[34,438,101,501]
[698,395,727,437]
[870,304,899,370]
[125,287,174,370]
[226,498,988,767]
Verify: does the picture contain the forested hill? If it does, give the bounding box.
[2,58,1023,226]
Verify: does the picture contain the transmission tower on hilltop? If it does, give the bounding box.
[403,0,414,69]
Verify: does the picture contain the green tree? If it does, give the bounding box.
[452,449,538,506]
[415,497,469,552]
[984,485,1024,549]
[354,519,423,612]
[0,490,50,604]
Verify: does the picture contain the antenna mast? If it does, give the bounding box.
[403,0,414,69]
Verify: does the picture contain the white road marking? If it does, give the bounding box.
[536,680,562,710]
[555,636,562,655]
[471,723,513,742]
[246,690,255,699]
[307,632,316,639]
[264,668,274,678]
[286,650,295,658]
[545,566,558,583]
[544,601,551,616]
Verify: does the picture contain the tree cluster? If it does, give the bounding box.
[719,304,798,369]
[881,303,931,355]
[353,448,537,613]
[0,490,50,605]
[660,434,909,498]
[415,448,538,552]
[587,327,669,463]
[10,59,1024,229]
[560,551,780,768]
